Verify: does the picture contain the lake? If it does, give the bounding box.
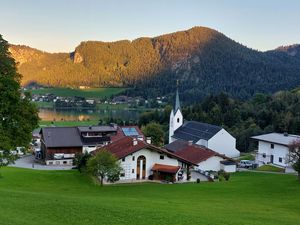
[38,108,142,122]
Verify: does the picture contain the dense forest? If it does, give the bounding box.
[9,26,300,103]
[139,90,300,152]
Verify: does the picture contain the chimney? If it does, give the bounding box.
[188,140,193,146]
[146,137,151,144]
[133,138,138,146]
[284,132,288,137]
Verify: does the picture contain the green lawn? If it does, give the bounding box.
[0,168,299,225]
[30,87,127,99]
[239,153,255,161]
[256,165,285,173]
[39,120,100,127]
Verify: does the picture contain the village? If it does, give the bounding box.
[13,89,298,184]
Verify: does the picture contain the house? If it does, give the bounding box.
[40,127,84,165]
[92,136,196,182]
[168,88,240,158]
[40,125,145,166]
[252,132,300,173]
[165,140,237,173]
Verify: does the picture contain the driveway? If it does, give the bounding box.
[9,155,73,170]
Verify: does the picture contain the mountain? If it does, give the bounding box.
[8,26,300,102]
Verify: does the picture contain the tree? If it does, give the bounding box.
[73,152,91,173]
[0,34,39,168]
[288,140,300,181]
[142,122,164,146]
[87,150,122,186]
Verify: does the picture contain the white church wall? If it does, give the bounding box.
[208,129,240,158]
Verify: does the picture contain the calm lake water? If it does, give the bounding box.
[38,108,142,122]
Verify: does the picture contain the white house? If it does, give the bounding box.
[252,132,300,173]
[169,88,240,158]
[165,140,237,174]
[93,136,196,182]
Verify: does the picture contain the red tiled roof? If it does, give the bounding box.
[93,136,147,159]
[92,136,197,166]
[151,163,180,174]
[174,145,219,165]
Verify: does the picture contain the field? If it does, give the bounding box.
[0,168,299,225]
[39,120,100,127]
[256,164,285,173]
[30,87,127,99]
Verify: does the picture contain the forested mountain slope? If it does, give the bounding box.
[8,27,300,102]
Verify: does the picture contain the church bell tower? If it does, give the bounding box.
[169,82,183,143]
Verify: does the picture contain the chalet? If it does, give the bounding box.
[169,88,240,158]
[252,132,300,173]
[92,136,196,182]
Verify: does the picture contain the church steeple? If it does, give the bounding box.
[169,80,183,143]
[174,79,181,113]
[174,88,181,113]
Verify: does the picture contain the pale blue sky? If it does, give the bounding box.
[1,0,299,52]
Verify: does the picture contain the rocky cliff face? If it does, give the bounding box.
[9,45,43,66]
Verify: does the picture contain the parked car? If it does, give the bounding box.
[239,160,254,168]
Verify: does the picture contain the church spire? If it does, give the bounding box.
[174,80,181,113]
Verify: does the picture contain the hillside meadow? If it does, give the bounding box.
[0,168,299,225]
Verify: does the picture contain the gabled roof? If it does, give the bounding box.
[77,125,117,133]
[93,136,147,159]
[251,133,300,146]
[93,136,197,165]
[165,140,231,165]
[172,121,222,143]
[41,127,82,148]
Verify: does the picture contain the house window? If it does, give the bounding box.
[49,162,53,165]
[262,153,266,158]
[177,118,180,123]
[56,161,60,165]
[271,143,274,149]
[160,155,164,160]
[132,156,135,161]
[120,173,125,177]
[122,158,125,162]
[132,169,134,173]
[63,161,67,164]
[279,157,283,163]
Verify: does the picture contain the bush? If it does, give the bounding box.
[223,172,230,181]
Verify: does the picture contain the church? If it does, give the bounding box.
[168,88,240,158]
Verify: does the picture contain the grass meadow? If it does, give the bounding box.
[0,168,299,225]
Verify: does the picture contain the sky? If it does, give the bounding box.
[0,0,299,53]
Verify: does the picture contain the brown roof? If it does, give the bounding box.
[151,164,180,174]
[93,136,147,159]
[92,137,197,166]
[174,145,217,164]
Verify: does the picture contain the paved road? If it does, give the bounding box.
[9,155,73,170]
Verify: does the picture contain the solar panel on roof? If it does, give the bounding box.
[122,127,139,136]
